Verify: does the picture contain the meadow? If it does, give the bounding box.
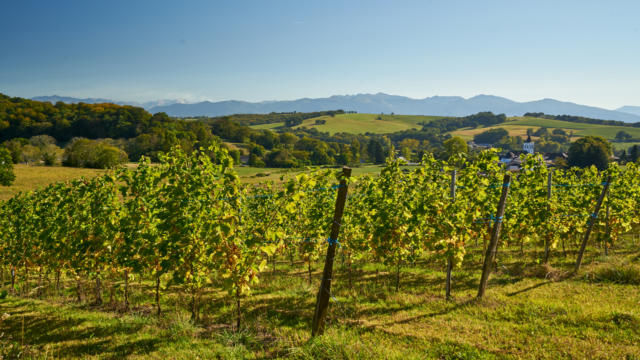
[251,113,443,135]
[0,165,107,201]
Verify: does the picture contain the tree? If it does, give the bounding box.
[350,139,361,164]
[496,136,523,152]
[29,135,57,148]
[63,138,128,169]
[473,128,508,144]
[248,153,265,167]
[628,144,640,163]
[534,127,549,137]
[567,136,611,170]
[41,144,62,165]
[442,137,468,159]
[279,133,298,148]
[2,138,28,163]
[228,149,241,165]
[284,118,303,127]
[0,148,15,186]
[20,145,42,165]
[552,128,568,136]
[265,149,298,168]
[367,138,387,163]
[615,130,632,141]
[399,138,420,153]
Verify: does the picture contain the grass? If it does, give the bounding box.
[2,237,640,359]
[612,141,640,151]
[251,113,443,135]
[0,164,107,201]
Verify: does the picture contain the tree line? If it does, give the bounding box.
[524,112,640,128]
[0,94,220,168]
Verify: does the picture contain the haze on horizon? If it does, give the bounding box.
[1,0,639,110]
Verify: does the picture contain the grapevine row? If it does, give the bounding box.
[1,144,638,331]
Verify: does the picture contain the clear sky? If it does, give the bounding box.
[1,0,639,109]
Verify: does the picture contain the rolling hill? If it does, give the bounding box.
[251,112,640,152]
[251,113,442,134]
[450,116,640,151]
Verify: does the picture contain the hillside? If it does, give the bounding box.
[450,116,640,151]
[451,116,640,140]
[251,113,640,143]
[252,113,443,134]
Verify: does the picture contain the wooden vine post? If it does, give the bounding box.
[477,173,511,299]
[544,171,552,263]
[445,169,456,300]
[574,176,611,272]
[311,166,351,337]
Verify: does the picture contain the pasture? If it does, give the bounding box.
[251,113,443,135]
[0,165,107,201]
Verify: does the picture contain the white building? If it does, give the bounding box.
[523,135,534,154]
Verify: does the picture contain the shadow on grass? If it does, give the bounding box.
[506,280,552,297]
[0,298,161,358]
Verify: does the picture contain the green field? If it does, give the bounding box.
[251,113,443,135]
[613,141,640,151]
[2,239,640,359]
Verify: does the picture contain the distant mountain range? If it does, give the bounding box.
[617,106,640,117]
[33,93,640,122]
[31,95,184,110]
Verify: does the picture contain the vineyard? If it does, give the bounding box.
[1,144,640,358]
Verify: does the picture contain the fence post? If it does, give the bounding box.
[446,169,456,300]
[311,166,351,337]
[574,176,611,272]
[477,174,511,299]
[544,170,552,263]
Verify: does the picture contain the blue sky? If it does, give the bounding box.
[1,0,639,108]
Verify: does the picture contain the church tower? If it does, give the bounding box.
[523,135,534,154]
